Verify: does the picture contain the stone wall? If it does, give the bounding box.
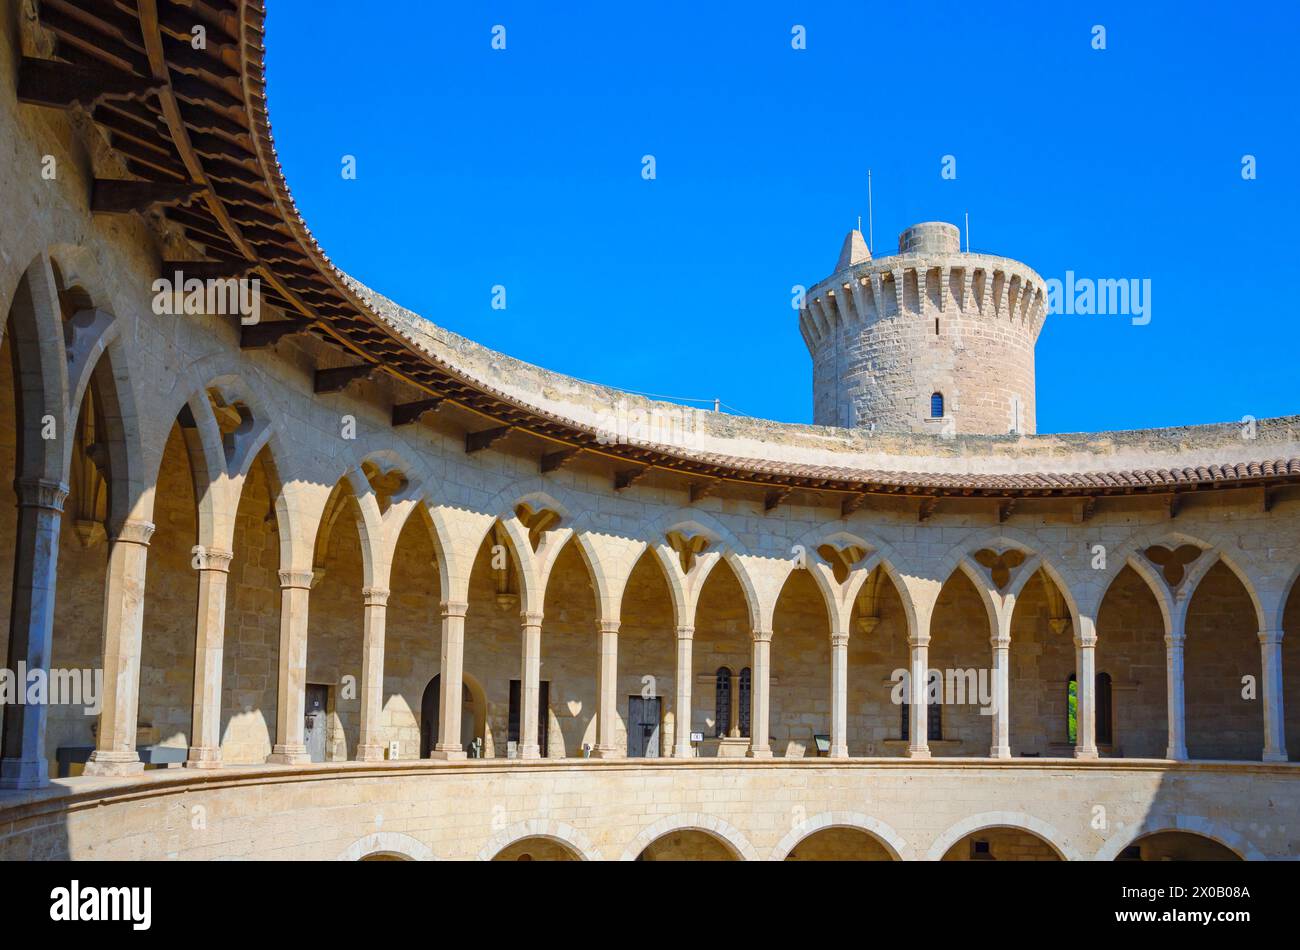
[0,760,1292,861]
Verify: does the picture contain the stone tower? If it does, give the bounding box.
[800,221,1048,435]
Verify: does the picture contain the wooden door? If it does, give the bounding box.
[304,684,328,762]
[627,696,661,757]
[508,679,550,757]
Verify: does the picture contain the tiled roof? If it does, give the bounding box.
[36,2,1297,501]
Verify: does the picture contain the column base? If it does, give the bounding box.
[829,746,849,759]
[989,745,1011,759]
[517,744,541,760]
[356,744,385,763]
[746,748,773,759]
[591,745,622,760]
[673,744,695,759]
[0,757,49,790]
[184,747,222,769]
[906,747,931,760]
[266,745,310,765]
[1074,747,1100,760]
[429,746,466,761]
[83,751,143,777]
[1263,749,1288,763]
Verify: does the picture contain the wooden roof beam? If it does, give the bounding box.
[765,487,792,513]
[841,493,868,517]
[17,57,164,110]
[615,467,650,491]
[1072,497,1097,523]
[162,259,257,281]
[918,497,939,522]
[241,318,310,349]
[314,364,374,395]
[690,479,721,504]
[466,426,513,454]
[392,398,444,427]
[540,448,581,474]
[92,178,206,214]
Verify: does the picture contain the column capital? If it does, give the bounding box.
[830,632,850,648]
[990,635,1011,649]
[1258,628,1284,646]
[110,519,155,546]
[752,628,773,643]
[191,545,233,573]
[1163,632,1186,649]
[278,569,314,590]
[597,619,620,635]
[1074,633,1098,649]
[675,624,695,641]
[521,610,544,627]
[362,587,390,607]
[440,600,469,619]
[908,634,930,648]
[14,476,69,512]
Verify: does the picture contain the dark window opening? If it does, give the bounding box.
[714,667,731,738]
[900,700,942,741]
[1068,672,1113,746]
[738,667,752,739]
[930,392,944,418]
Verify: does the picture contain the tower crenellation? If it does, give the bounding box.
[802,221,1048,435]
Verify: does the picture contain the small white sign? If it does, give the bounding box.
[387,741,399,760]
[690,732,704,743]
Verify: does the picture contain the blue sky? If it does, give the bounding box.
[264,1,1299,433]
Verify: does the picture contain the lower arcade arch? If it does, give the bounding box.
[939,825,1065,862]
[781,826,898,861]
[1114,831,1243,862]
[491,836,583,861]
[636,829,740,862]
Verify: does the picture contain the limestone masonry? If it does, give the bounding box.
[0,0,1297,863]
[804,222,1045,435]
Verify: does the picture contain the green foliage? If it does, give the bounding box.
[1067,678,1078,744]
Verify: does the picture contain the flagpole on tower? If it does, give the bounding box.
[867,169,874,253]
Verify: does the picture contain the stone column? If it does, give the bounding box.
[267,569,312,764]
[989,631,1012,759]
[0,478,68,790]
[186,547,233,768]
[85,519,155,777]
[1259,628,1287,762]
[518,611,543,759]
[672,625,694,758]
[907,634,931,758]
[431,600,468,760]
[829,631,850,758]
[593,619,621,758]
[356,587,390,762]
[747,630,772,758]
[1074,619,1099,760]
[1161,621,1188,760]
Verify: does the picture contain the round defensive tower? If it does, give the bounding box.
[800,221,1048,435]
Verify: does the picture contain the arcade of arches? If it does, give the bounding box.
[1,5,1298,860]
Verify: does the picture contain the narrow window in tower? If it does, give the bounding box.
[930,392,944,418]
[935,317,940,335]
